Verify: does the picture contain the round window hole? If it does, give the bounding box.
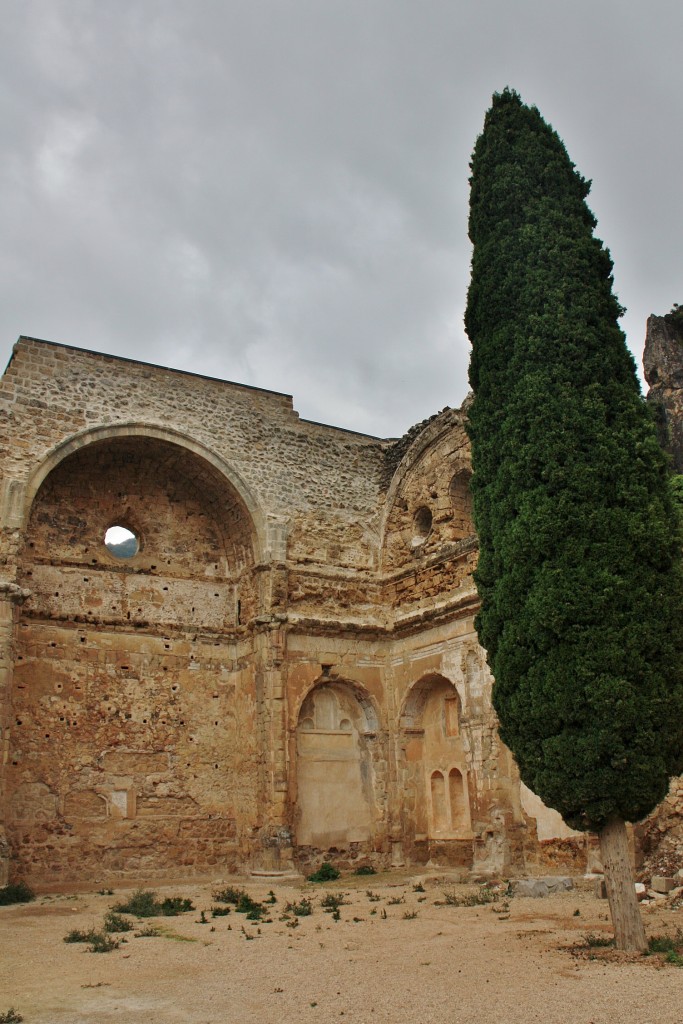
[411,506,433,547]
[104,525,139,560]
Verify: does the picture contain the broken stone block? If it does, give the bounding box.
[511,876,573,898]
[651,875,676,893]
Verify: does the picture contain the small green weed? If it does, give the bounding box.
[64,928,99,944]
[307,862,340,882]
[235,894,265,920]
[135,924,162,937]
[285,898,313,917]
[387,895,405,905]
[88,932,120,953]
[403,910,418,920]
[412,882,425,893]
[583,933,614,948]
[211,905,231,917]
[265,890,278,904]
[212,885,245,905]
[64,927,121,952]
[439,887,498,907]
[320,893,348,913]
[0,1009,23,1023]
[0,882,34,906]
[646,929,683,964]
[103,911,133,933]
[366,890,381,902]
[353,865,376,876]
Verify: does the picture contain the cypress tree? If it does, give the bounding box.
[465,89,683,950]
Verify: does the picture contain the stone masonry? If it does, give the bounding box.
[0,337,589,889]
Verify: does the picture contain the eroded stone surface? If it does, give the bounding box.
[0,338,592,887]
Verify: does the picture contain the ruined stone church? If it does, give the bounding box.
[6,325,677,889]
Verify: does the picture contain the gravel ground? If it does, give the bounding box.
[1,873,682,1024]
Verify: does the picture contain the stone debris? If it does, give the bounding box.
[510,876,573,898]
[651,875,676,893]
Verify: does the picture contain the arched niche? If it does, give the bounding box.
[20,433,257,581]
[400,673,472,840]
[21,422,266,561]
[294,680,380,849]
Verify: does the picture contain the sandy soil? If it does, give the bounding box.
[1,873,682,1024]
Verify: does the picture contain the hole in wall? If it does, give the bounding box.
[411,506,433,547]
[104,524,140,559]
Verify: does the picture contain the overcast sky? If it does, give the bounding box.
[1,2,681,437]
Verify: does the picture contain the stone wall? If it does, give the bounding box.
[0,336,576,888]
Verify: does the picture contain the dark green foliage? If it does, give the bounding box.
[64,928,99,943]
[465,89,683,831]
[158,896,194,916]
[64,927,120,952]
[583,933,614,948]
[353,865,376,876]
[88,932,121,953]
[0,882,34,906]
[212,885,246,904]
[285,898,313,917]
[670,475,683,518]
[320,892,348,913]
[234,893,264,920]
[112,889,194,917]
[646,928,683,958]
[210,905,231,917]
[307,862,340,882]
[103,911,133,933]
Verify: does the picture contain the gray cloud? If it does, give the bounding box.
[1,0,681,436]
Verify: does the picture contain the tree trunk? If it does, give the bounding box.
[598,816,646,952]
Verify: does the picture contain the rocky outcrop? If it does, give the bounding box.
[643,314,683,471]
[641,312,683,880]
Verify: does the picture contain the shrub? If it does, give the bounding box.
[88,932,120,953]
[0,882,34,906]
[64,928,100,944]
[646,929,683,963]
[235,894,264,920]
[63,927,119,952]
[583,933,614,948]
[212,885,246,905]
[103,911,133,933]
[0,1010,23,1023]
[285,898,313,917]
[353,865,376,876]
[112,889,194,917]
[307,862,340,882]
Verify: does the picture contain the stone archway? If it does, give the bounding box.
[399,673,473,862]
[294,680,380,850]
[7,431,263,886]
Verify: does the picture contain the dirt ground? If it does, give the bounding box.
[1,872,682,1024]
